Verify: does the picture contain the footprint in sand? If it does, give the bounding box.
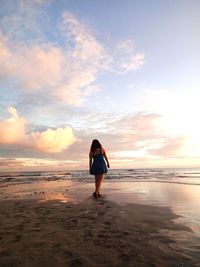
[70,258,82,267]
[14,234,22,242]
[0,248,11,257]
[17,224,24,231]
[33,227,41,232]
[84,228,93,237]
[63,250,73,258]
[98,211,105,216]
[148,263,157,267]
[118,252,130,262]
[123,231,130,236]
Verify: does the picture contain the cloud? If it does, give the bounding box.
[0,157,81,171]
[0,158,26,169]
[0,38,64,90]
[0,9,108,106]
[0,11,106,105]
[59,113,164,158]
[106,112,161,138]
[29,127,77,153]
[0,106,26,144]
[0,109,190,169]
[147,137,186,157]
[0,0,46,41]
[53,11,109,105]
[111,40,145,73]
[70,112,185,162]
[0,107,78,153]
[136,87,200,157]
[60,11,107,68]
[55,70,97,106]
[0,6,146,106]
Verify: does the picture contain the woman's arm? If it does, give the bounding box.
[103,148,110,168]
[89,152,93,173]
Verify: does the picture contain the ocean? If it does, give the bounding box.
[1,168,200,186]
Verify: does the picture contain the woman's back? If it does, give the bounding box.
[92,147,104,156]
[90,148,107,175]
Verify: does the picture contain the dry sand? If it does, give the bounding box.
[0,181,200,267]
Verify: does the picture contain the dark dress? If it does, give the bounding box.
[91,152,108,175]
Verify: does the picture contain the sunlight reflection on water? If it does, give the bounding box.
[104,182,200,236]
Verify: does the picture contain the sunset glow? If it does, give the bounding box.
[0,0,200,171]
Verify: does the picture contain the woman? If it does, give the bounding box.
[89,139,110,198]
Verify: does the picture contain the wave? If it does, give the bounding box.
[0,168,200,186]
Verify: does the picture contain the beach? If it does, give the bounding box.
[1,1,200,266]
[0,171,200,266]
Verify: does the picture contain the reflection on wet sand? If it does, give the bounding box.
[0,180,200,266]
[0,196,199,266]
[1,180,73,201]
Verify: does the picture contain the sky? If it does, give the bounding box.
[0,0,200,171]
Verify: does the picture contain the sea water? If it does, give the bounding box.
[0,168,200,186]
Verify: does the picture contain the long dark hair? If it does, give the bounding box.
[90,139,102,153]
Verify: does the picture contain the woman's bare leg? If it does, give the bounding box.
[95,175,98,194]
[96,174,104,194]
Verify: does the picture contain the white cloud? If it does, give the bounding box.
[60,12,107,64]
[81,112,186,160]
[0,10,107,105]
[0,8,146,106]
[0,37,64,90]
[29,127,77,153]
[55,70,97,105]
[0,106,26,144]
[55,11,108,104]
[0,107,78,153]
[111,40,145,73]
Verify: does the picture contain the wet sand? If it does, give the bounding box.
[0,181,200,266]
